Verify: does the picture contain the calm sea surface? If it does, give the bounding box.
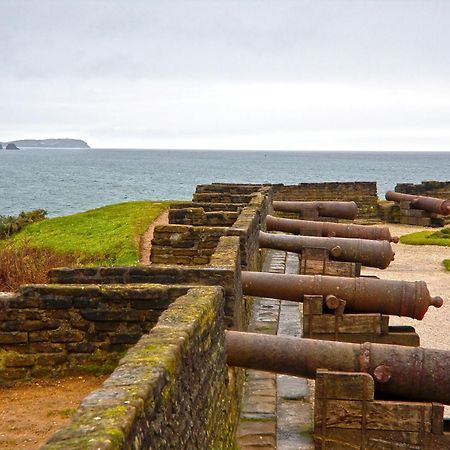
[1,149,449,217]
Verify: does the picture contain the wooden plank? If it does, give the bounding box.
[303,247,330,260]
[306,331,419,346]
[431,403,444,434]
[324,260,359,277]
[314,428,424,449]
[300,259,358,277]
[318,400,432,432]
[303,295,324,315]
[380,315,389,333]
[314,371,447,449]
[315,370,374,401]
[309,314,382,334]
[315,428,450,449]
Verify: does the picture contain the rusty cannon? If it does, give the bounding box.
[272,200,358,220]
[386,191,450,216]
[266,215,399,243]
[241,271,443,320]
[259,231,395,269]
[225,331,450,404]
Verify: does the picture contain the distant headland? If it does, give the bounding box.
[0,139,90,149]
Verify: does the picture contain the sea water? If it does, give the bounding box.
[1,149,449,217]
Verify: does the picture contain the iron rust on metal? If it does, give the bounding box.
[241,271,443,320]
[225,330,450,404]
[258,231,395,269]
[386,191,450,215]
[266,215,399,243]
[272,200,358,219]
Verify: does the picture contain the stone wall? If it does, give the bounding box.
[43,287,239,449]
[196,182,265,194]
[150,224,229,265]
[272,182,378,218]
[151,187,271,271]
[192,192,255,203]
[0,284,194,382]
[170,201,244,212]
[169,207,239,226]
[395,180,450,198]
[192,182,270,204]
[50,236,244,329]
[0,182,273,448]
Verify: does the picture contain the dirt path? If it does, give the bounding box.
[139,210,169,265]
[0,375,106,449]
[362,223,450,351]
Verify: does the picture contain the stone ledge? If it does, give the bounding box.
[43,286,237,449]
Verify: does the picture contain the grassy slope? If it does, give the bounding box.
[6,201,172,265]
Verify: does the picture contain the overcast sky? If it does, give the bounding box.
[1,0,450,150]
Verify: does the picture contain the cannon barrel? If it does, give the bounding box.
[225,331,450,404]
[266,215,399,243]
[259,231,395,269]
[272,201,358,219]
[241,271,443,320]
[385,191,450,215]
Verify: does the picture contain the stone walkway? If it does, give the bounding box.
[236,250,314,449]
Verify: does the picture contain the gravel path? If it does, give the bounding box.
[362,223,450,351]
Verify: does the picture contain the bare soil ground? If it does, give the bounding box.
[0,375,106,449]
[362,223,450,351]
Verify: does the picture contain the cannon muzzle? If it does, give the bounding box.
[259,231,395,269]
[266,215,399,243]
[272,201,358,220]
[241,271,443,320]
[225,331,450,404]
[386,191,450,215]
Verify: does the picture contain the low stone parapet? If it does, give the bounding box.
[0,283,199,382]
[43,287,239,449]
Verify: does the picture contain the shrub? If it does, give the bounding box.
[0,209,47,240]
[0,243,79,291]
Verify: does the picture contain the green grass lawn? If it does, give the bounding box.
[399,227,450,247]
[399,227,450,272]
[444,259,450,271]
[4,201,172,265]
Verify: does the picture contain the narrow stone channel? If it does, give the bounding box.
[236,250,314,449]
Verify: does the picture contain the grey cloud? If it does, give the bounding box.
[1,0,449,83]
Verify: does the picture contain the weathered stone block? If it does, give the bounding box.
[36,353,68,366]
[0,368,29,381]
[109,333,142,344]
[67,342,96,353]
[0,332,27,344]
[94,321,120,331]
[41,297,73,309]
[29,342,64,353]
[5,353,36,367]
[50,330,84,343]
[29,330,50,342]
[18,319,60,331]
[80,310,124,321]
[0,320,20,331]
